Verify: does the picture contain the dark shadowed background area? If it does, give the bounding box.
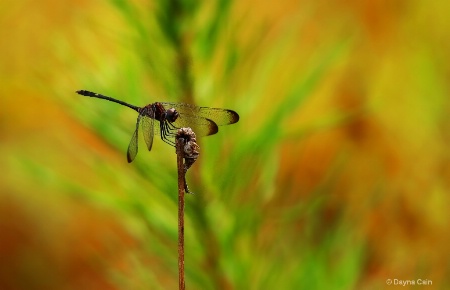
[1,0,449,289]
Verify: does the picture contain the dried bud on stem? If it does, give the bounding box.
[176,127,200,194]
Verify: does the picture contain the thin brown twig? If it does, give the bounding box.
[176,137,186,290]
[175,128,199,289]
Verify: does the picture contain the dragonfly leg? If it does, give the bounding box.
[165,124,178,140]
[163,121,174,136]
[162,137,175,146]
[166,123,179,135]
[166,121,177,129]
[166,131,177,137]
[160,121,176,146]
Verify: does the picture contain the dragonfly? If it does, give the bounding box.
[76,90,239,162]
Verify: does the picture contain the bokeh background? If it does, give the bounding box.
[1,0,449,289]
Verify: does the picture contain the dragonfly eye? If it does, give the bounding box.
[166,108,179,122]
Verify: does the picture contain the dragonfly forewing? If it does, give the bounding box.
[161,102,239,126]
[141,115,155,151]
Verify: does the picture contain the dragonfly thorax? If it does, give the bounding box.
[143,103,179,123]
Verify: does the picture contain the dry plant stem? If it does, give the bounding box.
[176,138,186,290]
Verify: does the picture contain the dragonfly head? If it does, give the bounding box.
[166,108,179,123]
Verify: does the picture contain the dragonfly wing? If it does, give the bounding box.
[127,129,138,163]
[141,115,155,151]
[127,116,141,163]
[196,106,239,126]
[161,102,239,126]
[172,113,218,137]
